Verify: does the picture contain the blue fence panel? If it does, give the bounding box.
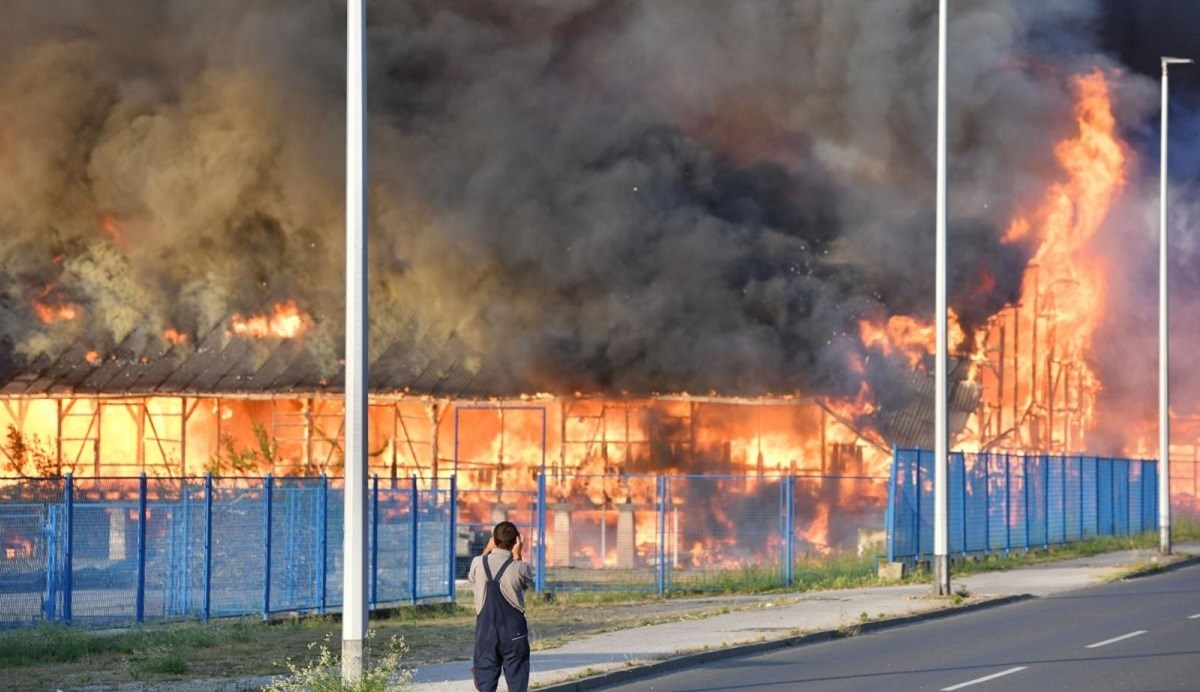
[373,482,413,606]
[208,479,266,618]
[666,475,784,591]
[1141,462,1158,533]
[886,449,924,561]
[416,488,454,600]
[962,454,988,554]
[267,478,323,615]
[537,474,660,593]
[0,479,63,626]
[143,477,190,624]
[948,453,965,555]
[68,478,144,626]
[324,479,345,612]
[984,454,1006,551]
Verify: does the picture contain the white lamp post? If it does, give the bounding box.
[933,0,951,596]
[343,0,369,684]
[1159,56,1191,556]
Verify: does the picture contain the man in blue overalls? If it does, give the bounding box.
[469,521,534,692]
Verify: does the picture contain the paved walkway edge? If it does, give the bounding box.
[535,593,1034,691]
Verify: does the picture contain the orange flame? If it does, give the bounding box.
[858,312,966,371]
[163,328,188,346]
[31,285,79,323]
[84,351,102,365]
[229,300,309,339]
[965,70,1124,452]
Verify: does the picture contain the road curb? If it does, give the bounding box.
[1120,552,1200,579]
[534,593,1034,691]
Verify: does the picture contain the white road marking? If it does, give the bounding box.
[941,666,1028,691]
[1086,630,1147,648]
[1188,613,1200,619]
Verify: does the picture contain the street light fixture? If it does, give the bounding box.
[1159,56,1190,556]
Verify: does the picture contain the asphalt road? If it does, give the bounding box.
[599,564,1200,691]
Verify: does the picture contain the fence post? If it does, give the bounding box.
[177,480,188,616]
[204,473,213,622]
[914,451,922,560]
[1125,461,1132,536]
[998,450,1008,554]
[536,473,546,593]
[1146,461,1155,532]
[263,474,273,620]
[1109,459,1117,535]
[982,455,990,551]
[137,473,147,625]
[1060,456,1067,543]
[1043,454,1049,548]
[410,475,419,605]
[885,449,896,562]
[960,453,968,555]
[318,474,327,615]
[1023,455,1031,550]
[657,475,666,596]
[784,475,794,587]
[371,474,380,609]
[1080,458,1089,539]
[63,474,73,624]
[449,474,458,602]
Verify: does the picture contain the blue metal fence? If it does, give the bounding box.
[0,474,455,628]
[6,455,1161,625]
[886,448,1158,563]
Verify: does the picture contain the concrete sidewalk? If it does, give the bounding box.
[410,543,1200,691]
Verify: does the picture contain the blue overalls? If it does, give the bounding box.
[472,556,530,692]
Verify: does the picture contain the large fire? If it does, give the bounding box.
[2,69,1192,573]
[966,71,1123,453]
[856,71,1125,455]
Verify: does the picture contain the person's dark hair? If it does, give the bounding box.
[493,521,519,550]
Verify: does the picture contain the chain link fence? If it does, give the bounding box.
[0,475,455,627]
[519,473,889,594]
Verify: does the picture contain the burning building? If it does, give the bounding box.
[3,0,1200,560]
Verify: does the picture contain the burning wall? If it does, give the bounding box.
[0,393,889,481]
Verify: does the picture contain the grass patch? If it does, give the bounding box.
[894,529,1196,582]
[660,552,881,596]
[0,624,112,666]
[128,646,189,677]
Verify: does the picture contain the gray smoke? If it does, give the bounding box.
[0,1,1164,406]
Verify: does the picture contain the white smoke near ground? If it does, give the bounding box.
[0,1,1175,418]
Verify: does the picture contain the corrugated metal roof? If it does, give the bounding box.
[868,358,981,449]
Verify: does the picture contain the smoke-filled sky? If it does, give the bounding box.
[0,1,1198,430]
